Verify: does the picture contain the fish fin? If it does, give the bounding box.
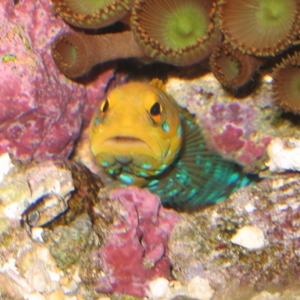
[146,111,257,211]
[149,78,166,91]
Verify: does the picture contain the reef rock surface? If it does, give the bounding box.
[169,174,300,300]
[166,74,300,172]
[80,187,181,298]
[0,0,113,162]
[0,156,181,299]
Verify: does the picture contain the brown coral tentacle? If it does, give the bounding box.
[51,31,145,77]
[271,51,300,113]
[217,0,300,56]
[51,0,132,29]
[209,44,261,88]
[130,0,221,66]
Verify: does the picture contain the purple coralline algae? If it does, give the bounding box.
[166,74,300,172]
[80,187,181,298]
[0,0,113,162]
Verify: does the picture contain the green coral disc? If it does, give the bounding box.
[272,52,300,114]
[218,0,300,56]
[131,0,221,66]
[52,0,131,29]
[66,0,112,15]
[209,44,259,88]
[165,6,208,49]
[219,55,239,82]
[52,33,89,78]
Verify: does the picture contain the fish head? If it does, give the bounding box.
[89,81,183,183]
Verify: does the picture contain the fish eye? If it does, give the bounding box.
[150,102,162,116]
[100,99,109,113]
[149,101,163,123]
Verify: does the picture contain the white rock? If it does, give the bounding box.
[24,293,46,300]
[187,276,215,300]
[250,290,281,300]
[231,225,265,250]
[0,153,14,183]
[266,138,300,172]
[244,203,256,213]
[148,277,169,298]
[3,202,20,219]
[31,228,44,242]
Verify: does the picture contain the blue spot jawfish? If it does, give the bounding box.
[89,80,254,209]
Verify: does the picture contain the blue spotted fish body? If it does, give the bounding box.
[147,108,252,209]
[89,81,253,210]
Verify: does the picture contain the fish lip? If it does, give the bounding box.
[104,135,158,155]
[107,136,147,144]
[105,136,153,150]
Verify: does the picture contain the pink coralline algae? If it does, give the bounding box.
[165,75,296,171]
[213,124,245,153]
[203,100,272,166]
[81,187,181,298]
[0,0,113,161]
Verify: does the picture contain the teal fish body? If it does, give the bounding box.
[146,108,253,210]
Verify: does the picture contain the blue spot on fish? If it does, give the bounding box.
[137,170,148,177]
[101,161,110,167]
[162,121,170,132]
[160,164,168,171]
[177,124,182,137]
[107,168,115,175]
[141,162,152,169]
[147,179,159,186]
[119,173,134,184]
[94,117,100,126]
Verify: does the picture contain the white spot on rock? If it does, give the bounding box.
[244,203,256,213]
[3,202,20,219]
[31,228,44,242]
[263,75,273,84]
[148,277,169,298]
[231,225,265,250]
[0,153,14,183]
[250,290,281,300]
[24,293,46,300]
[266,138,300,172]
[187,276,215,300]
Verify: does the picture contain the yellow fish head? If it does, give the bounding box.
[89,81,183,184]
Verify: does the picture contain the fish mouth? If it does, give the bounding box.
[106,136,149,147]
[109,136,145,143]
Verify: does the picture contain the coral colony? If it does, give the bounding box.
[51,0,300,113]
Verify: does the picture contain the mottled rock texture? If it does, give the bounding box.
[0,0,113,162]
[169,174,300,300]
[80,187,181,298]
[166,75,300,172]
